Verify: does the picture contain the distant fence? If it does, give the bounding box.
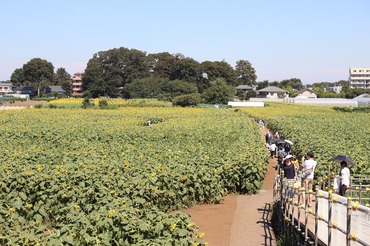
[283,98,358,107]
[227,101,264,107]
[274,175,370,245]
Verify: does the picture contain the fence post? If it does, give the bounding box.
[328,190,333,246]
[304,180,309,243]
[346,197,352,246]
[359,182,362,204]
[297,186,303,235]
[286,182,291,239]
[291,184,297,232]
[314,188,319,246]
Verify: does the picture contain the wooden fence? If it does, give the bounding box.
[274,175,370,246]
[320,176,370,205]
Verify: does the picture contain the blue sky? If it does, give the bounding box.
[1,0,369,84]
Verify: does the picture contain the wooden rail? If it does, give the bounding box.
[274,175,370,246]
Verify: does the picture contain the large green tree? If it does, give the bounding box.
[54,68,71,85]
[202,78,234,104]
[235,60,257,86]
[23,58,54,96]
[10,68,25,87]
[146,52,176,79]
[124,77,167,98]
[201,60,237,86]
[169,54,202,84]
[83,47,149,97]
[54,68,72,96]
[279,78,303,90]
[125,78,197,100]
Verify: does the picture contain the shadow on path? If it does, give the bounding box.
[257,203,275,246]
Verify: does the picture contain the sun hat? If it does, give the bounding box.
[284,154,293,159]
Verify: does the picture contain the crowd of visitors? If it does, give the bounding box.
[264,129,351,200]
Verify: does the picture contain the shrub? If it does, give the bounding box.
[99,99,108,107]
[81,97,93,109]
[172,93,201,107]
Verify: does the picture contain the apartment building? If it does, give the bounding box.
[349,68,370,89]
[72,72,84,97]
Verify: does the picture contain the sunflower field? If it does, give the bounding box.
[0,107,268,245]
[242,103,370,188]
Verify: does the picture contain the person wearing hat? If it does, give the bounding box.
[282,154,296,198]
[282,154,296,181]
[339,161,350,196]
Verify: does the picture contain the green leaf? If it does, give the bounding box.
[61,235,74,245]
[14,199,23,210]
[178,229,187,237]
[19,192,27,201]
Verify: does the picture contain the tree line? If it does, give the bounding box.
[7,46,368,103]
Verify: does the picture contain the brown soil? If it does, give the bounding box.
[2,100,48,107]
[186,126,277,246]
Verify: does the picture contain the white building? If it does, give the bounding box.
[349,68,370,89]
[0,82,13,94]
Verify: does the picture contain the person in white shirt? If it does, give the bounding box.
[339,161,350,196]
[269,142,276,158]
[300,151,317,206]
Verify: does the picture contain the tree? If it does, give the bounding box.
[54,68,71,85]
[283,86,298,98]
[311,84,326,98]
[279,78,303,90]
[23,58,54,96]
[10,68,25,87]
[201,60,237,86]
[54,68,72,97]
[246,90,257,100]
[125,78,197,101]
[172,93,201,107]
[124,77,167,98]
[146,52,176,79]
[269,81,279,87]
[345,88,366,99]
[83,47,149,97]
[60,80,72,97]
[169,55,202,84]
[202,78,234,104]
[235,60,257,86]
[256,80,269,90]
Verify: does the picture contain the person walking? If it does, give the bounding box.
[301,151,317,206]
[269,142,276,159]
[282,155,296,181]
[339,161,350,196]
[282,155,296,198]
[265,131,272,144]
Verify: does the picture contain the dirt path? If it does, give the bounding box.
[0,100,47,110]
[186,126,277,246]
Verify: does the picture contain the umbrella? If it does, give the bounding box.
[274,138,285,144]
[330,155,355,165]
[284,139,294,145]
